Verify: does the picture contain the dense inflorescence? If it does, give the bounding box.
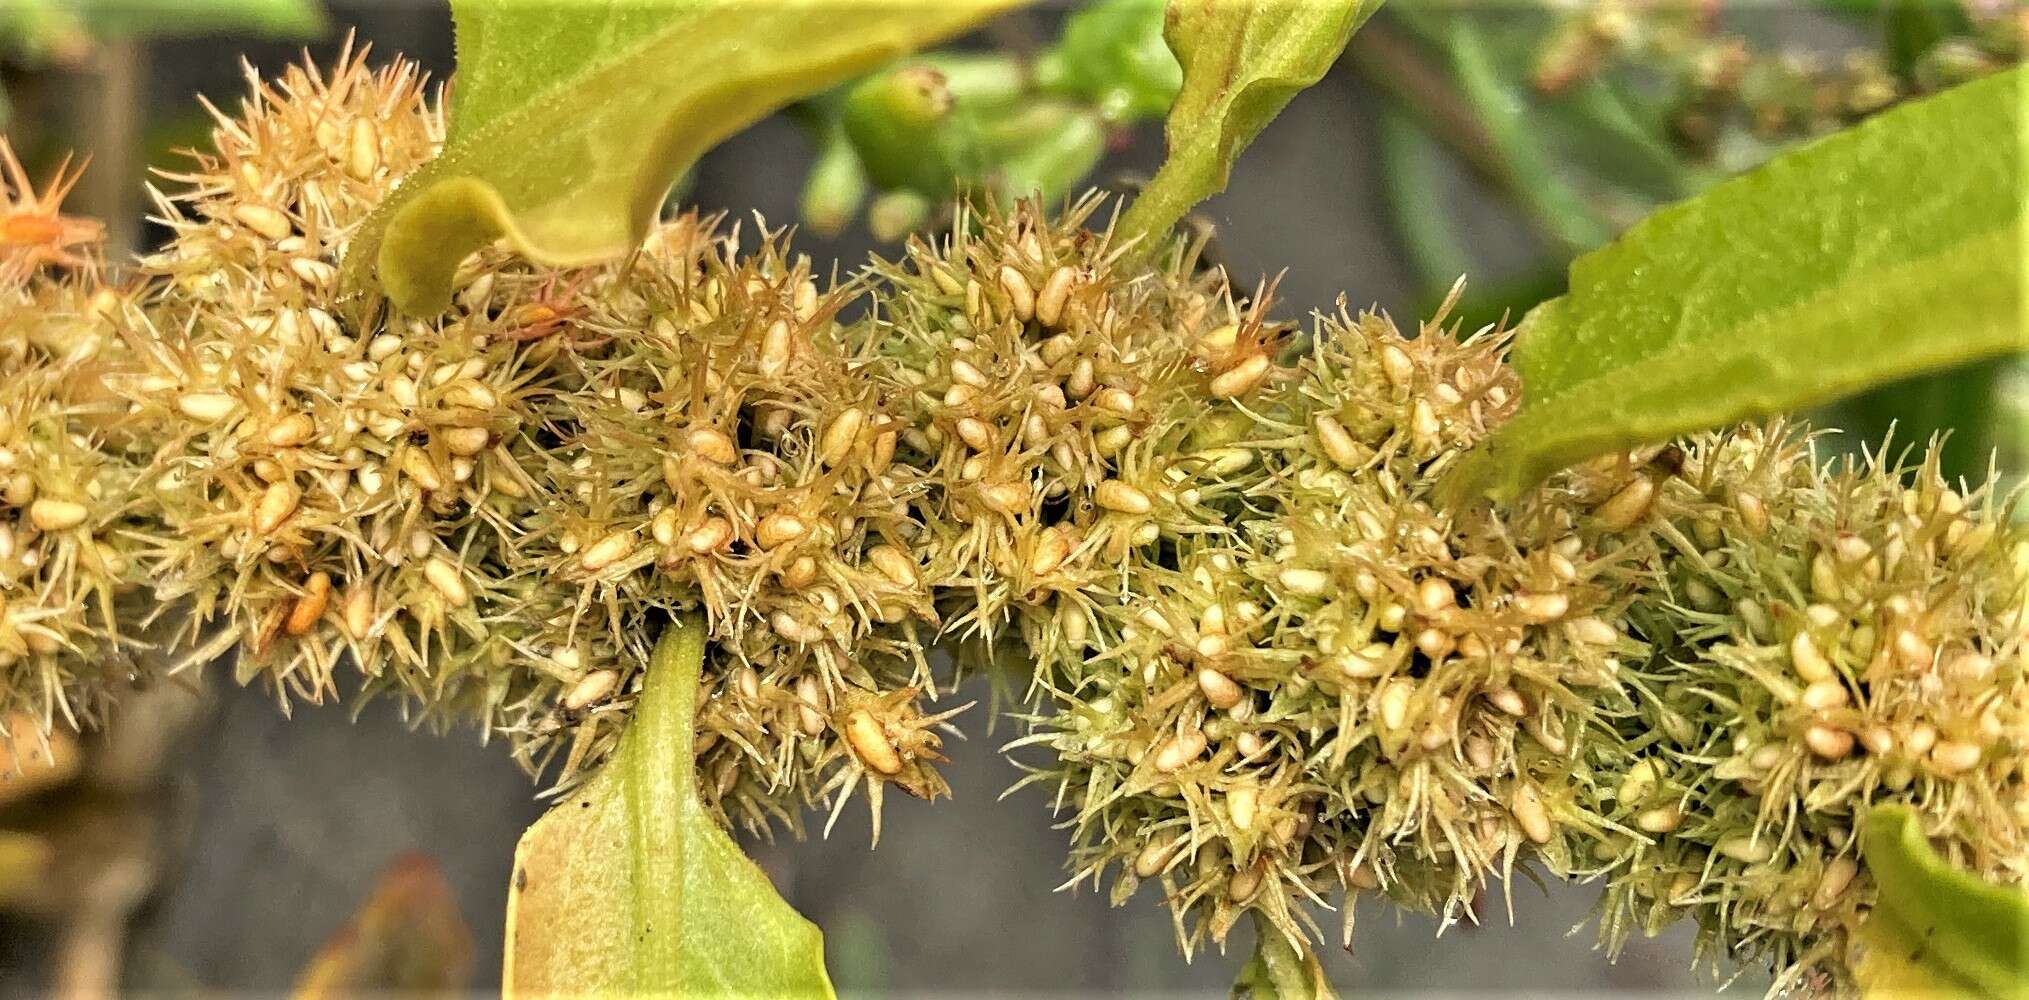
[1569,428,2028,994]
[3,49,2023,995]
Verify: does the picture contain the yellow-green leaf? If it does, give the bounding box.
[1115,0,1382,249]
[292,854,474,999]
[345,0,1019,314]
[1856,805,2029,999]
[502,619,834,998]
[1444,68,2026,505]
[1232,914,1337,1000]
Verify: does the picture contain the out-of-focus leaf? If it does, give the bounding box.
[1034,0,1180,124]
[292,854,474,999]
[502,620,833,998]
[1232,915,1336,1000]
[1444,69,2025,504]
[74,0,324,39]
[0,832,51,906]
[1115,0,1381,248]
[346,0,1019,314]
[0,713,79,806]
[1855,805,2029,998]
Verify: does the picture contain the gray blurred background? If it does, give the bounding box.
[0,2,1803,994]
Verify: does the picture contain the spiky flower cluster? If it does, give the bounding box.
[5,48,2023,995]
[1570,428,2027,994]
[1532,0,2023,162]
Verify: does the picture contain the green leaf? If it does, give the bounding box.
[1115,0,1382,249]
[1855,805,2029,999]
[1033,0,1181,125]
[1443,68,2026,505]
[1232,913,1337,1000]
[502,620,834,998]
[344,0,1019,315]
[74,0,324,39]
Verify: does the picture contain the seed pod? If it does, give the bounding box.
[1209,354,1269,399]
[756,513,806,550]
[1036,265,1075,327]
[1197,668,1244,709]
[845,710,903,775]
[565,670,619,710]
[178,392,237,423]
[1153,731,1207,772]
[580,531,636,571]
[819,407,865,467]
[955,417,994,451]
[998,265,1035,322]
[1313,414,1360,469]
[1596,476,1655,531]
[1029,527,1071,576]
[1227,860,1265,902]
[27,499,87,532]
[868,544,917,587]
[688,428,738,466]
[1511,784,1553,844]
[687,518,733,554]
[1095,480,1151,515]
[423,558,469,607]
[285,572,331,636]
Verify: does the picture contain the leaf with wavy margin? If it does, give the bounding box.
[1443,68,2025,505]
[345,0,1018,314]
[1855,805,2029,998]
[502,619,833,997]
[1114,0,1381,248]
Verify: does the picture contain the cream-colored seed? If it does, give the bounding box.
[1597,476,1656,531]
[1814,857,1858,908]
[402,451,444,492]
[1313,414,1361,469]
[1379,679,1414,731]
[443,426,491,456]
[423,558,468,607]
[1209,353,1270,399]
[820,407,865,467]
[565,670,619,710]
[756,513,806,550]
[1718,836,1773,864]
[346,119,380,179]
[1568,616,1619,646]
[253,482,300,535]
[1732,491,1769,536]
[342,587,375,639]
[178,392,237,423]
[868,544,917,587]
[232,203,293,241]
[1637,805,1683,834]
[285,572,331,636]
[1486,687,1529,717]
[1029,528,1071,576]
[1805,724,1854,759]
[1095,480,1151,514]
[759,319,794,377]
[1859,724,1896,756]
[795,677,827,737]
[687,518,733,553]
[1036,265,1075,326]
[1790,632,1835,683]
[689,429,738,465]
[998,265,1035,322]
[1197,668,1244,709]
[1380,344,1415,387]
[1227,786,1259,831]
[1929,740,1982,775]
[1415,578,1455,614]
[980,481,1030,514]
[1278,568,1331,596]
[1133,837,1183,878]
[955,417,994,451]
[1096,387,1136,416]
[1511,784,1553,845]
[265,414,316,448]
[27,499,87,532]
[581,531,636,571]
[1227,862,1265,902]
[1515,591,1569,623]
[845,711,903,775]
[1802,679,1850,710]
[651,507,681,547]
[772,610,824,644]
[1410,399,1441,444]
[1153,731,1207,772]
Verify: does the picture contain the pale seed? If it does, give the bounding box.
[1035,265,1075,326]
[580,531,636,571]
[265,414,316,448]
[1511,784,1553,845]
[1095,480,1151,514]
[423,558,468,607]
[819,408,865,467]
[756,513,806,550]
[253,482,300,535]
[1814,857,1858,908]
[178,392,237,423]
[1596,477,1655,531]
[1209,354,1269,398]
[285,572,332,636]
[1197,668,1244,709]
[1805,724,1854,759]
[998,265,1035,322]
[565,669,619,710]
[27,499,87,532]
[845,710,903,775]
[232,203,293,241]
[1314,415,1360,469]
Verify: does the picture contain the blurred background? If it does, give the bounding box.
[1,0,2019,995]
